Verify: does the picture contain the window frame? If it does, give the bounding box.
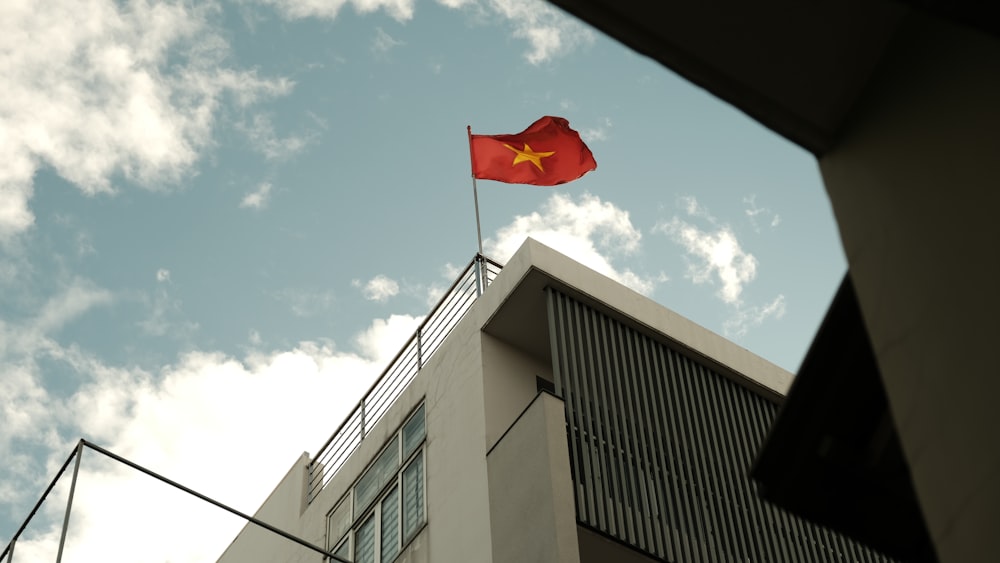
[400,448,426,545]
[327,402,427,563]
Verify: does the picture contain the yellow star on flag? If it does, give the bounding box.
[503,143,555,171]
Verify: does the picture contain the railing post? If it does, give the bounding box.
[359,399,366,442]
[417,328,423,369]
[306,462,315,503]
[55,441,84,563]
[6,538,13,563]
[474,255,484,296]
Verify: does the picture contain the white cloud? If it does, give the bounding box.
[437,0,595,64]
[580,117,613,143]
[0,0,293,243]
[0,180,34,242]
[657,218,757,304]
[33,279,114,336]
[353,314,422,363]
[3,308,424,562]
[724,294,787,338]
[273,287,337,317]
[486,193,659,295]
[249,0,591,64]
[240,182,274,210]
[156,268,171,283]
[235,114,311,161]
[75,231,97,257]
[372,27,404,55]
[441,262,464,281]
[253,0,415,21]
[353,274,401,303]
[419,263,467,308]
[0,363,54,458]
[678,195,716,223]
[655,195,785,337]
[744,194,781,232]
[49,215,97,258]
[0,279,114,506]
[351,271,461,311]
[136,286,199,338]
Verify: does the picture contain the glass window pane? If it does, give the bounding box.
[334,537,351,560]
[402,453,424,541]
[381,486,400,562]
[327,495,351,551]
[402,404,426,459]
[355,435,400,517]
[355,514,376,563]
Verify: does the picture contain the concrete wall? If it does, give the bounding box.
[486,392,580,563]
[481,332,552,449]
[216,453,316,563]
[819,13,1000,563]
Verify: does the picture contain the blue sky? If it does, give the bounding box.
[0,0,845,559]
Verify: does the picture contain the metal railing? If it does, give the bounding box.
[307,254,502,502]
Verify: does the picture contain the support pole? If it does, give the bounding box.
[0,445,81,563]
[55,441,84,563]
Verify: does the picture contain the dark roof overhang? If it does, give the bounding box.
[544,0,999,156]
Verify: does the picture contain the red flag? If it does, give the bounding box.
[469,116,597,186]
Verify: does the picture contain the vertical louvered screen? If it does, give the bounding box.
[546,288,892,563]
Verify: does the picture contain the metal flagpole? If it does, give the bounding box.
[472,177,483,257]
[467,125,487,295]
[467,125,484,257]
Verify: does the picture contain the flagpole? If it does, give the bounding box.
[467,126,484,257]
[468,125,488,295]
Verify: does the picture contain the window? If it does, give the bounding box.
[355,513,376,563]
[329,403,426,563]
[401,403,425,459]
[380,486,400,562]
[355,435,400,518]
[333,536,350,561]
[401,453,424,542]
[327,496,352,554]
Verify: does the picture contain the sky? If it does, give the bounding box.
[0,0,847,560]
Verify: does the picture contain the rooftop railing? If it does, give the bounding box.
[307,254,503,502]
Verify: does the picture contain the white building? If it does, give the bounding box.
[217,239,892,563]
